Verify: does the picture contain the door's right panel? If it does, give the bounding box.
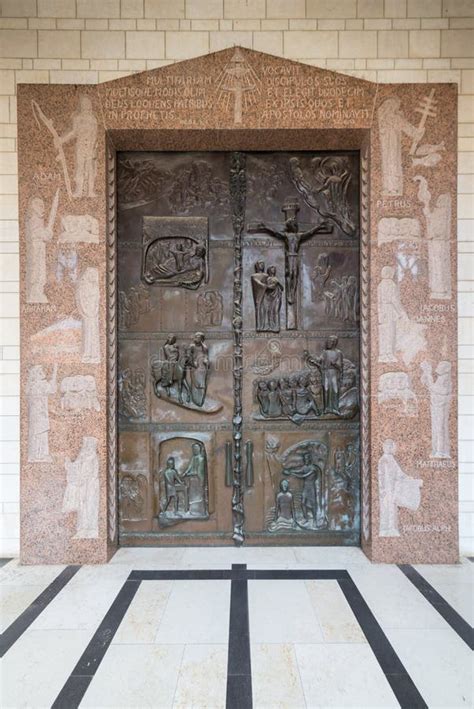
[242,152,361,544]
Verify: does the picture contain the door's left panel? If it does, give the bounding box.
[117,152,233,545]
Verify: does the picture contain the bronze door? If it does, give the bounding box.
[117,151,360,546]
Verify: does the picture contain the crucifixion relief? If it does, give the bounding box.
[248,197,333,329]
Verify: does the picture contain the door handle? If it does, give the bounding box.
[225,441,233,487]
[245,440,254,487]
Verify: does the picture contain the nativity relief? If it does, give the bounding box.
[142,216,208,290]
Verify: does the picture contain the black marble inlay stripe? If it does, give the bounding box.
[0,565,80,658]
[51,579,141,709]
[129,568,349,581]
[338,576,428,709]
[226,564,252,709]
[399,564,474,650]
[0,558,12,567]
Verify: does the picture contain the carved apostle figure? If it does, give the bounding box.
[27,363,57,463]
[76,267,100,364]
[420,361,452,459]
[26,193,58,303]
[378,439,423,537]
[58,95,98,199]
[378,97,423,196]
[62,436,99,538]
[377,265,426,365]
[414,175,452,300]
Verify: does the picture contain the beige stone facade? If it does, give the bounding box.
[0,0,473,557]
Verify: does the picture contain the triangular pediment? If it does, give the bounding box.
[98,47,376,132]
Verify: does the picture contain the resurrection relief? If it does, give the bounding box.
[17,47,458,564]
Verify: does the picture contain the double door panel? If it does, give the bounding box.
[117,151,360,545]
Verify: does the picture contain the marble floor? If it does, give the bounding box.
[0,547,472,709]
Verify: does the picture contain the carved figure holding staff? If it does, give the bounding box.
[26,190,59,303]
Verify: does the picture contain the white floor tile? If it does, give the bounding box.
[31,578,124,631]
[154,580,231,644]
[249,580,323,643]
[348,565,448,629]
[0,629,91,709]
[0,584,47,632]
[173,644,228,709]
[0,559,66,587]
[113,580,173,644]
[109,546,185,567]
[293,546,371,568]
[295,643,399,708]
[386,628,473,708]
[414,560,474,586]
[80,644,184,708]
[180,545,299,568]
[305,580,366,643]
[251,643,306,708]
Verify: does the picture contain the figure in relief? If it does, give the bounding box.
[377,265,426,365]
[268,479,296,532]
[158,441,209,524]
[196,290,223,327]
[378,92,444,196]
[305,336,344,415]
[248,198,332,329]
[120,473,147,522]
[76,267,100,364]
[312,252,331,298]
[162,457,188,514]
[322,275,358,323]
[151,333,221,414]
[378,439,423,537]
[251,260,283,332]
[377,371,418,417]
[329,445,357,530]
[420,360,452,459]
[59,215,99,244]
[414,175,452,300]
[282,451,325,529]
[119,283,151,330]
[119,368,146,419]
[57,95,98,199]
[378,98,422,196]
[60,374,100,412]
[62,436,99,538]
[26,191,59,303]
[289,155,356,237]
[27,363,57,463]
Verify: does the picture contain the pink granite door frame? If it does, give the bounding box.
[17,48,458,564]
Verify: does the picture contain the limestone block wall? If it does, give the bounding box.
[0,0,472,556]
